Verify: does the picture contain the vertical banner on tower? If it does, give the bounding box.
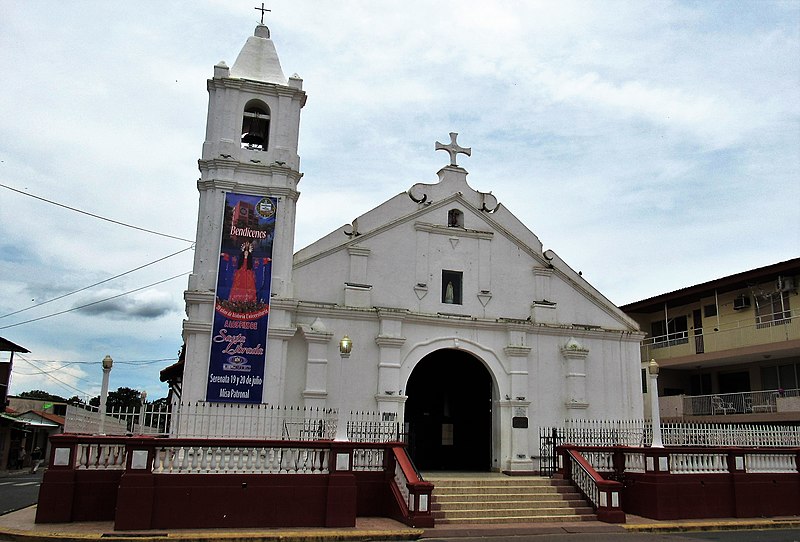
[207,193,277,403]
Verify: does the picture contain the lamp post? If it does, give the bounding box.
[98,355,113,435]
[334,335,352,441]
[137,390,148,433]
[648,359,664,448]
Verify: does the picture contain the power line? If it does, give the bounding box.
[0,246,195,320]
[16,356,93,397]
[24,358,176,365]
[0,182,195,243]
[0,272,190,330]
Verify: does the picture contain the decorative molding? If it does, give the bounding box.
[347,246,371,257]
[504,345,531,357]
[375,394,408,405]
[184,291,215,304]
[269,327,299,340]
[565,401,589,410]
[196,177,301,198]
[413,284,428,300]
[298,325,331,343]
[344,282,372,290]
[375,336,406,348]
[182,320,213,333]
[561,337,589,359]
[414,222,493,240]
[477,291,493,307]
[376,307,410,320]
[449,237,460,249]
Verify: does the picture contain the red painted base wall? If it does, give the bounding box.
[36,469,123,523]
[38,469,396,530]
[624,472,800,520]
[118,473,344,529]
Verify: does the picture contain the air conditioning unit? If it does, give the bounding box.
[777,276,796,292]
[733,295,751,310]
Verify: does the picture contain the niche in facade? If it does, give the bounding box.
[448,209,464,228]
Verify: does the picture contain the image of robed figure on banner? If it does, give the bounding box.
[206,193,277,403]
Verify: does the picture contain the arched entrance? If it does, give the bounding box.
[404,349,493,471]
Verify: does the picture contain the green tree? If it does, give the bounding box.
[88,387,145,412]
[149,397,170,410]
[18,390,67,402]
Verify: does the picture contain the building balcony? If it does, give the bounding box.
[658,388,800,422]
[640,311,799,367]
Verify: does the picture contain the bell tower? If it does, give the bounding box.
[181,23,306,404]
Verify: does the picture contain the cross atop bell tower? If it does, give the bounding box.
[254,3,271,24]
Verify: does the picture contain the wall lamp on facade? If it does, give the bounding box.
[339,335,353,358]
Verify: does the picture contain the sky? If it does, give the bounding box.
[1,1,798,403]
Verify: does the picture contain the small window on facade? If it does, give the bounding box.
[703,304,717,318]
[241,103,270,150]
[641,368,647,394]
[442,270,463,305]
[447,209,464,228]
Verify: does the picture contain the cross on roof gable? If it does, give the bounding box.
[435,132,471,167]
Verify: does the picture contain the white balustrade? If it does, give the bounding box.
[583,451,614,472]
[393,459,411,510]
[745,453,798,473]
[624,452,645,473]
[151,445,329,474]
[569,455,599,507]
[669,453,727,474]
[75,443,126,470]
[553,420,799,448]
[352,448,385,471]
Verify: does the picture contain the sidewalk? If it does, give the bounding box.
[1,505,799,541]
[623,514,800,534]
[0,506,419,542]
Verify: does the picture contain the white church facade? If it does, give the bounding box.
[177,23,645,473]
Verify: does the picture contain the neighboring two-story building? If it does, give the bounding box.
[621,258,800,422]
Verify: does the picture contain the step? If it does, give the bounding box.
[434,513,597,525]
[432,498,590,511]
[426,474,596,525]
[430,480,571,488]
[434,493,585,504]
[435,505,594,519]
[434,484,576,495]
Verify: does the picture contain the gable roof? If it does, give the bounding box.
[295,165,544,266]
[295,164,640,331]
[621,257,800,313]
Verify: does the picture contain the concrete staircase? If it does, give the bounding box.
[426,474,596,524]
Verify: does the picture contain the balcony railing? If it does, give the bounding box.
[641,310,798,362]
[682,388,800,417]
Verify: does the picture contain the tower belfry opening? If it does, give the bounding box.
[241,103,270,150]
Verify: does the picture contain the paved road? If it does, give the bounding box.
[422,530,800,541]
[0,472,43,516]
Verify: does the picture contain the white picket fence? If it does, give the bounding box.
[560,419,800,447]
[64,402,400,442]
